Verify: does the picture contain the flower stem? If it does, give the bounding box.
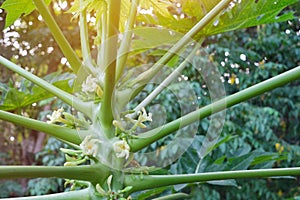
[125,167,300,193]
[0,188,91,200]
[116,0,140,81]
[100,0,121,138]
[130,66,300,152]
[0,110,81,144]
[0,165,109,185]
[0,56,93,118]
[33,0,81,73]
[97,5,107,74]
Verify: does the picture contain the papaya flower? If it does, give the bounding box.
[126,107,152,129]
[82,74,98,93]
[46,107,64,124]
[113,140,130,159]
[80,135,102,157]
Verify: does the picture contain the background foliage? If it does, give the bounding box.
[0,0,299,199]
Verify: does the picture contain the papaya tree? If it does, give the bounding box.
[0,0,299,199]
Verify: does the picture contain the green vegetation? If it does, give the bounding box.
[0,0,299,199]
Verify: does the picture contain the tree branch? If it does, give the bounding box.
[0,188,91,200]
[100,0,121,138]
[0,165,109,185]
[116,0,140,81]
[130,66,300,152]
[0,56,93,118]
[125,167,300,193]
[0,110,82,144]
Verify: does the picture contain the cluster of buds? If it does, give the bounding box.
[96,175,132,200]
[112,108,152,159]
[61,135,102,166]
[46,107,65,124]
[113,107,153,136]
[46,108,90,130]
[80,75,103,102]
[126,108,153,130]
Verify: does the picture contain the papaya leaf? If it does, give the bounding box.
[67,0,106,23]
[0,72,75,111]
[130,27,182,55]
[0,0,51,29]
[207,179,238,187]
[201,0,299,36]
[140,0,172,17]
[133,186,171,199]
[182,0,220,18]
[137,0,297,39]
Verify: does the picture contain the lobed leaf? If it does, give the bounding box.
[202,0,299,36]
[0,72,75,111]
[0,0,51,28]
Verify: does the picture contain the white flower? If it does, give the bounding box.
[46,107,64,124]
[113,140,130,159]
[125,107,152,129]
[82,75,98,93]
[138,107,152,122]
[80,135,102,157]
[112,120,126,132]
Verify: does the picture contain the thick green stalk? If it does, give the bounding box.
[0,165,109,185]
[128,0,232,87]
[0,56,93,118]
[125,167,300,193]
[116,0,140,81]
[33,0,81,73]
[0,110,81,144]
[0,188,91,200]
[130,66,300,152]
[100,0,121,138]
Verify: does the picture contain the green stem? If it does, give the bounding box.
[125,167,300,193]
[100,0,121,138]
[0,110,81,144]
[128,0,231,88]
[0,56,93,118]
[33,0,81,73]
[153,193,190,200]
[0,188,91,200]
[116,0,140,81]
[97,5,107,74]
[79,2,97,75]
[0,165,109,185]
[130,66,300,152]
[133,40,203,114]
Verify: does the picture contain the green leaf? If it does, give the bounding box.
[0,0,51,28]
[133,186,170,199]
[67,0,106,23]
[137,0,297,38]
[207,179,238,187]
[182,0,219,18]
[202,0,298,36]
[0,72,75,111]
[140,0,172,17]
[153,193,190,200]
[131,27,182,55]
